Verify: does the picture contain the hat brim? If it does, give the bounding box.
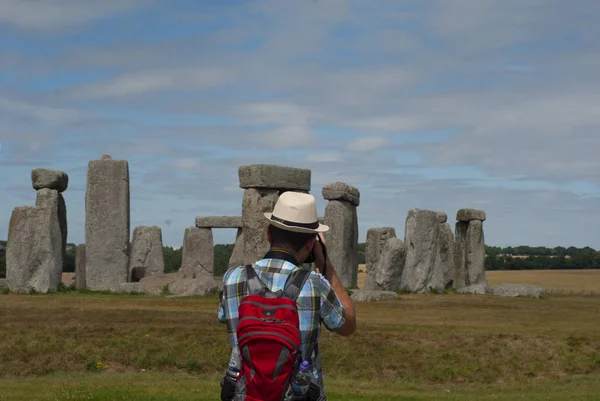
[263,212,329,234]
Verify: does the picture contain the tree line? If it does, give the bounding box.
[0,241,598,279]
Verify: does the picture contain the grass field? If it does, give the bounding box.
[1,287,600,400]
[357,267,600,295]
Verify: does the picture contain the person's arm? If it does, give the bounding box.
[313,234,356,336]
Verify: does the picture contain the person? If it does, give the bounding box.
[217,191,356,393]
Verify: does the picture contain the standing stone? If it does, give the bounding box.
[229,228,244,268]
[438,222,455,289]
[85,155,130,291]
[6,205,63,293]
[454,210,487,289]
[129,226,165,282]
[374,237,406,291]
[400,209,441,293]
[364,227,396,290]
[323,182,360,288]
[75,244,86,289]
[241,188,279,265]
[180,227,213,278]
[466,220,487,286]
[31,168,68,192]
[35,188,67,260]
[238,164,312,265]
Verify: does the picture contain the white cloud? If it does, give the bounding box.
[346,137,389,152]
[68,68,231,99]
[306,152,344,163]
[0,0,147,30]
[170,158,200,170]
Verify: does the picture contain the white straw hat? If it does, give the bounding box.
[264,191,329,234]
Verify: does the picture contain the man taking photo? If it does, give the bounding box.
[217,191,356,400]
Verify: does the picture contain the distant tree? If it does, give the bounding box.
[63,250,75,272]
[0,254,5,278]
[163,246,182,273]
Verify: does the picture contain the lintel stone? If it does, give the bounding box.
[322,182,360,206]
[195,216,242,228]
[238,164,311,191]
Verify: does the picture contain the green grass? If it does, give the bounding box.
[1,290,600,399]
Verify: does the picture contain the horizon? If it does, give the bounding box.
[1,1,599,249]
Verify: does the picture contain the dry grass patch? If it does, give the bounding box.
[487,269,600,295]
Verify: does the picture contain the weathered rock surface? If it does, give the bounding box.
[139,272,218,297]
[129,226,164,281]
[364,227,396,290]
[457,284,491,295]
[180,227,213,278]
[238,164,311,191]
[401,209,442,293]
[195,216,242,228]
[228,228,244,268]
[437,223,455,289]
[374,237,406,291]
[493,283,543,298]
[322,182,360,206]
[323,199,359,288]
[35,188,67,259]
[118,282,141,293]
[350,290,398,302]
[75,244,86,289]
[457,209,486,222]
[85,156,130,291]
[242,188,279,265]
[6,205,63,293]
[437,212,447,223]
[31,168,68,192]
[454,220,487,289]
[0,278,7,287]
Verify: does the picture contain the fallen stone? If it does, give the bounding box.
[129,226,164,281]
[75,244,86,289]
[457,209,486,222]
[322,182,360,206]
[437,212,447,223]
[119,282,142,293]
[374,237,406,291]
[364,227,396,290]
[195,216,242,228]
[35,188,67,259]
[85,156,130,291]
[323,199,359,288]
[31,168,68,192]
[242,188,279,265]
[6,205,63,293]
[228,228,244,268]
[401,209,442,293]
[0,278,7,288]
[457,284,491,295]
[139,272,218,297]
[238,164,311,191]
[180,227,213,278]
[350,290,398,302]
[492,283,543,298]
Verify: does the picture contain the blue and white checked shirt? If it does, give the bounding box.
[217,255,346,386]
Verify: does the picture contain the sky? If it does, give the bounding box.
[1,0,599,249]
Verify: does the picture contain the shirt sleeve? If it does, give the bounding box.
[316,273,346,332]
[216,267,232,323]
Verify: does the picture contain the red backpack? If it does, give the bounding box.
[224,264,312,401]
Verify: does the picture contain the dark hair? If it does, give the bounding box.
[268,224,314,253]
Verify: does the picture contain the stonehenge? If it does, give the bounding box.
[453,209,487,289]
[322,182,360,288]
[129,226,165,282]
[85,155,130,291]
[5,168,68,293]
[5,156,495,298]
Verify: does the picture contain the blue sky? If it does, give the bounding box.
[1,0,599,248]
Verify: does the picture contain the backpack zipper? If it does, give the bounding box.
[239,316,301,336]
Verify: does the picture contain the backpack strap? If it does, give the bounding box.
[244,264,269,295]
[282,267,311,302]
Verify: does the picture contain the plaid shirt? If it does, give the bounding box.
[217,255,346,386]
